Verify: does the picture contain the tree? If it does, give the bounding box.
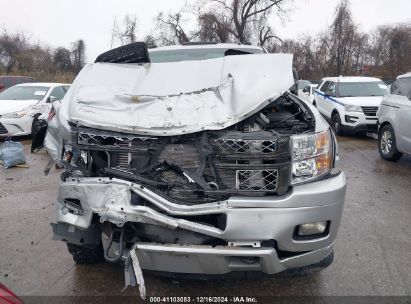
[155,11,192,45]
[71,39,86,73]
[151,0,290,46]
[197,11,232,42]
[144,35,157,49]
[254,11,282,47]
[112,15,138,47]
[388,24,411,77]
[328,0,358,75]
[367,23,411,78]
[212,0,288,44]
[53,47,72,71]
[0,29,30,73]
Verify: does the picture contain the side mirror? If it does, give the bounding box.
[302,86,310,94]
[47,96,60,103]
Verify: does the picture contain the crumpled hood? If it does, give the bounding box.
[336,96,384,107]
[59,53,294,136]
[0,100,39,115]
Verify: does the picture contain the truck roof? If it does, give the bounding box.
[321,76,383,83]
[149,43,265,53]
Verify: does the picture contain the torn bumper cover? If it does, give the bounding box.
[53,171,346,275]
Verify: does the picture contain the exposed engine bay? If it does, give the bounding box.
[63,94,314,205]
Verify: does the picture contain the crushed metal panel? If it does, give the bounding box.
[53,53,294,136]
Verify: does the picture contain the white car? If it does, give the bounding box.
[300,84,318,104]
[0,82,70,137]
[378,72,411,161]
[297,80,311,95]
[314,76,389,135]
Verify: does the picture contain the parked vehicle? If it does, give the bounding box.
[0,76,35,92]
[301,83,318,104]
[314,76,389,135]
[0,82,70,137]
[44,42,346,292]
[297,79,311,95]
[378,72,411,161]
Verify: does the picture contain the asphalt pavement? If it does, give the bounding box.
[0,135,410,300]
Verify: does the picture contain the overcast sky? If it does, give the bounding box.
[1,0,410,62]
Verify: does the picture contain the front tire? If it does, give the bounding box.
[331,113,343,135]
[66,243,105,264]
[378,124,402,161]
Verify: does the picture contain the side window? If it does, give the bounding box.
[390,81,400,95]
[328,82,336,95]
[50,86,67,100]
[320,81,330,92]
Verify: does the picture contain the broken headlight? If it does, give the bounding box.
[291,129,333,185]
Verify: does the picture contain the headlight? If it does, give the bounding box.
[1,111,28,119]
[291,129,333,185]
[344,104,362,112]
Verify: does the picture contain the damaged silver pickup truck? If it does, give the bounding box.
[44,42,346,291]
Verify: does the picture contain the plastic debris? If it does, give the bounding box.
[0,141,26,169]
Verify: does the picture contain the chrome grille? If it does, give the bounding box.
[214,138,277,153]
[78,131,156,146]
[235,169,278,191]
[0,122,8,134]
[361,106,378,117]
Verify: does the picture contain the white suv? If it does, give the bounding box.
[378,72,411,161]
[314,76,389,135]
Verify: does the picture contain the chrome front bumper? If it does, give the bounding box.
[55,171,346,274]
[130,242,334,275]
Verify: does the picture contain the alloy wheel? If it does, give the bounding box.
[380,130,392,155]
